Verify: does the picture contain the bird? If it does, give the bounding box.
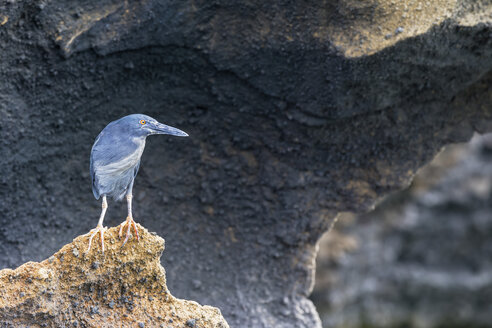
[86,114,188,253]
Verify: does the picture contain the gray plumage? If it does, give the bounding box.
[90,114,188,201]
[86,113,188,253]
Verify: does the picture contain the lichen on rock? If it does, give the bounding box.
[0,224,229,328]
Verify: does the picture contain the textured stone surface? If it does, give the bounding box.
[312,133,492,327]
[0,224,229,328]
[0,1,491,327]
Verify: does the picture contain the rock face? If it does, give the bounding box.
[312,133,492,327]
[0,0,491,327]
[0,224,229,328]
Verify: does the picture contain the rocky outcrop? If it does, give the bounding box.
[0,1,491,327]
[312,133,492,327]
[0,224,228,328]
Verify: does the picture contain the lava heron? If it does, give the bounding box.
[86,114,188,253]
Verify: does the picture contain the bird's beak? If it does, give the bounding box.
[152,122,188,137]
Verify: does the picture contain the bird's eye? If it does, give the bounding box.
[139,120,146,125]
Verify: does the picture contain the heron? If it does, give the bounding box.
[86,114,188,253]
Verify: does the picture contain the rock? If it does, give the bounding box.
[0,224,229,328]
[0,1,491,327]
[312,133,492,327]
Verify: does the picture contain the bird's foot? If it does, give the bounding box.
[119,216,140,246]
[86,224,107,254]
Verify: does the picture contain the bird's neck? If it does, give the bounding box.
[131,136,146,148]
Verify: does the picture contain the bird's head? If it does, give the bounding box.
[119,114,188,138]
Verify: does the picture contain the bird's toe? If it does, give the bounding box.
[86,225,107,254]
[119,217,139,247]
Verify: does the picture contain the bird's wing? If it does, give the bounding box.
[90,127,144,199]
[133,160,141,179]
[90,132,103,200]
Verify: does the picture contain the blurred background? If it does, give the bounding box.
[311,133,492,328]
[0,1,491,327]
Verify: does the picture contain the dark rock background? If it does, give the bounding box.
[312,133,492,328]
[0,1,491,327]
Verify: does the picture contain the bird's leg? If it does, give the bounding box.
[86,196,108,253]
[119,193,139,246]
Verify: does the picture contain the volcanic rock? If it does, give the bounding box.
[0,224,229,328]
[0,0,491,327]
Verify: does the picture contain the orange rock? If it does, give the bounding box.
[0,224,229,328]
